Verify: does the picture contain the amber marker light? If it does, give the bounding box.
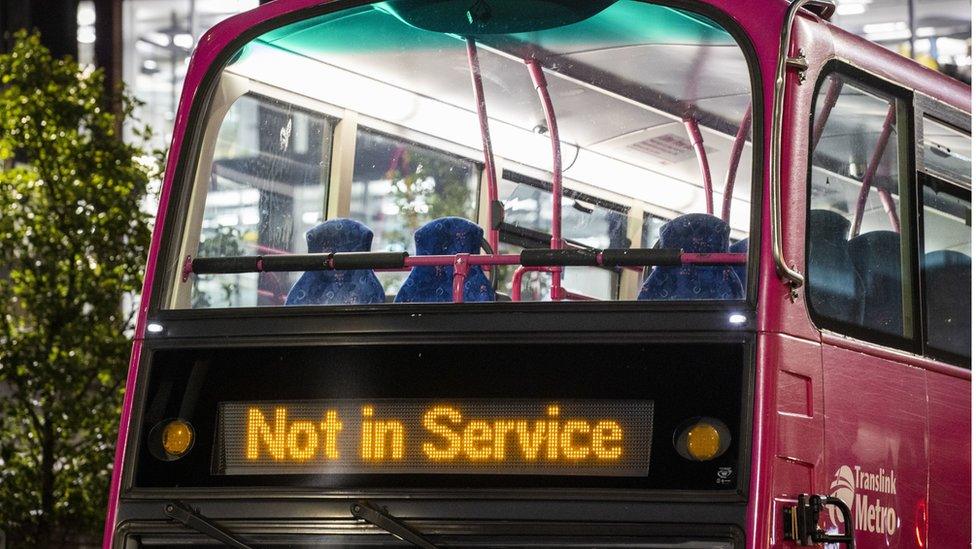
[686,423,721,460]
[161,419,194,459]
[674,417,730,462]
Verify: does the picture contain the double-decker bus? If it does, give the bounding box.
[102,0,971,547]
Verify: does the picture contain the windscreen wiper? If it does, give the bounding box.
[350,500,439,549]
[164,501,254,549]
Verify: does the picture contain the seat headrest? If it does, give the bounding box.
[305,219,373,254]
[414,216,483,255]
[729,238,749,253]
[925,250,971,269]
[658,213,730,252]
[849,231,901,267]
[809,210,851,242]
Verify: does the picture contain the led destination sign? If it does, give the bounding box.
[216,399,654,476]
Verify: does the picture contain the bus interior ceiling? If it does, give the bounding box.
[220,3,755,239]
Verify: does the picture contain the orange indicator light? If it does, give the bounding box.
[674,417,730,462]
[162,419,193,458]
[685,423,721,461]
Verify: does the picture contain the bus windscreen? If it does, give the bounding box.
[168,0,756,308]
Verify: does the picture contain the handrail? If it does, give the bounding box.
[811,76,843,147]
[770,0,835,292]
[186,249,745,277]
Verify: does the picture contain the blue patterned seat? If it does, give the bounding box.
[807,210,863,324]
[395,217,494,303]
[638,213,743,300]
[285,219,386,306]
[848,231,902,335]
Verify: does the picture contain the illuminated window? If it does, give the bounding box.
[349,129,480,293]
[187,94,333,308]
[807,73,912,341]
[171,0,756,308]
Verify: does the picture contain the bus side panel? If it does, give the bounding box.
[925,371,970,547]
[822,343,927,547]
[757,333,824,548]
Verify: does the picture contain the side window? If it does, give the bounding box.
[348,129,480,292]
[807,73,913,343]
[497,172,628,300]
[919,117,971,361]
[192,94,332,308]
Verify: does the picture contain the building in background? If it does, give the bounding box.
[79,0,260,148]
[829,0,971,82]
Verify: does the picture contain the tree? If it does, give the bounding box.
[378,147,477,292]
[0,31,158,546]
[383,146,476,251]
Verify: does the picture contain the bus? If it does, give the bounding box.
[102,0,971,547]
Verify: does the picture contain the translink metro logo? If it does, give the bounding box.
[828,465,899,536]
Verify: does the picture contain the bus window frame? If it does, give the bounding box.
[913,93,971,368]
[349,123,486,242]
[149,0,766,321]
[496,170,631,300]
[914,92,972,188]
[804,60,922,355]
[497,170,631,249]
[915,172,971,367]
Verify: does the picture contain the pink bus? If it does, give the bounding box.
[103,0,970,547]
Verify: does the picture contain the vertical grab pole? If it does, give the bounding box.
[722,105,752,222]
[452,254,470,303]
[465,37,499,254]
[851,104,896,237]
[811,76,843,147]
[526,58,564,301]
[877,188,901,232]
[683,116,714,215]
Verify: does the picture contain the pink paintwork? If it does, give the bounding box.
[102,3,339,545]
[759,7,971,549]
[102,1,971,548]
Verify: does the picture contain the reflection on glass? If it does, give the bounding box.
[499,174,629,249]
[193,94,331,308]
[170,0,757,308]
[349,129,479,292]
[922,116,971,185]
[809,78,908,338]
[921,177,971,358]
